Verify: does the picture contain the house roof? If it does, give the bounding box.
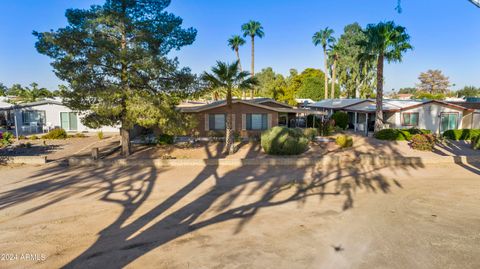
[342,99,472,113]
[179,98,325,115]
[0,100,12,109]
[295,98,316,104]
[308,98,367,109]
[446,101,480,110]
[0,99,64,111]
[249,97,293,108]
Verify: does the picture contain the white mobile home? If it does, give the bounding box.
[0,99,119,135]
[309,99,479,135]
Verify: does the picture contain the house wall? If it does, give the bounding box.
[463,111,480,129]
[188,103,279,137]
[399,103,464,134]
[12,103,119,134]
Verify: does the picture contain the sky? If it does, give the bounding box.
[0,0,479,93]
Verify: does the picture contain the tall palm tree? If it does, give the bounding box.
[312,27,335,100]
[241,20,264,99]
[228,35,246,71]
[228,35,246,98]
[328,43,339,99]
[359,21,412,132]
[15,83,52,103]
[201,61,257,154]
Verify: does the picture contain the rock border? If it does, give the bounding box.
[0,155,47,165]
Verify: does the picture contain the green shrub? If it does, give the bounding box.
[42,128,68,139]
[331,111,349,130]
[319,119,335,136]
[261,126,309,155]
[443,129,480,140]
[335,135,353,148]
[74,133,86,138]
[156,134,174,145]
[233,131,241,142]
[303,128,318,141]
[18,135,27,140]
[29,135,39,140]
[1,131,14,146]
[97,131,104,140]
[406,128,431,135]
[472,135,480,150]
[410,134,435,151]
[374,129,399,140]
[207,130,224,138]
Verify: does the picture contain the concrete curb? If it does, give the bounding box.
[68,155,480,168]
[0,155,47,165]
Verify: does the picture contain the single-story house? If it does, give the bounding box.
[179,98,325,138]
[0,99,119,135]
[308,98,480,135]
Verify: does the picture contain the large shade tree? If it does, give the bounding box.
[312,27,335,100]
[202,61,257,154]
[359,21,412,132]
[241,20,264,99]
[417,69,450,94]
[34,0,197,156]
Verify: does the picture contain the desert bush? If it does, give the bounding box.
[156,134,174,145]
[97,131,104,140]
[472,135,480,150]
[303,128,318,141]
[261,126,309,155]
[18,135,27,140]
[319,119,335,136]
[410,134,435,151]
[335,135,353,148]
[1,131,14,146]
[74,133,86,138]
[331,111,349,130]
[442,129,480,140]
[42,128,67,139]
[29,135,39,140]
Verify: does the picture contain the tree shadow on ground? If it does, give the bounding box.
[433,140,480,175]
[0,135,424,268]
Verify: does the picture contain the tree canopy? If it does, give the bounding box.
[417,69,450,94]
[34,0,197,155]
[456,86,480,98]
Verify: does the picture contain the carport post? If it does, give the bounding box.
[365,113,368,136]
[13,109,19,142]
[354,112,358,132]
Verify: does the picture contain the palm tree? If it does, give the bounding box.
[228,35,246,98]
[312,27,335,100]
[15,83,52,103]
[241,20,264,99]
[359,21,412,132]
[201,61,257,154]
[328,43,339,99]
[228,35,246,71]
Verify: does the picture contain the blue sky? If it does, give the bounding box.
[0,0,479,92]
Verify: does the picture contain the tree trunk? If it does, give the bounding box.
[250,36,255,99]
[236,48,246,100]
[120,127,131,157]
[323,46,329,100]
[374,53,384,133]
[331,55,337,99]
[224,89,235,154]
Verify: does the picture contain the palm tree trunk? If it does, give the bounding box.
[330,56,337,99]
[250,35,255,99]
[236,48,246,100]
[224,89,235,154]
[374,53,384,133]
[323,46,329,100]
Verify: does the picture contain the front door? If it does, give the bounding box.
[440,113,458,133]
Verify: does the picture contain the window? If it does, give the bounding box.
[402,112,419,126]
[22,110,46,125]
[209,114,226,130]
[247,113,268,130]
[60,112,78,131]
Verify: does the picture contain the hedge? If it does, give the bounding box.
[442,129,480,141]
[331,111,348,130]
[374,128,431,141]
[261,126,309,155]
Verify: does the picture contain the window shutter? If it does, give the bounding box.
[209,114,215,130]
[205,114,209,131]
[267,114,272,129]
[231,114,236,131]
[242,114,246,130]
[246,114,251,130]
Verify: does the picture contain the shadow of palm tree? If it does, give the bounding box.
[0,134,425,268]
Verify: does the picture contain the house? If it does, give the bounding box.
[0,99,119,136]
[396,93,413,100]
[179,98,325,138]
[308,98,479,135]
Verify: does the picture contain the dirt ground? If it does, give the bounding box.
[0,160,479,268]
[126,133,479,160]
[0,133,120,161]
